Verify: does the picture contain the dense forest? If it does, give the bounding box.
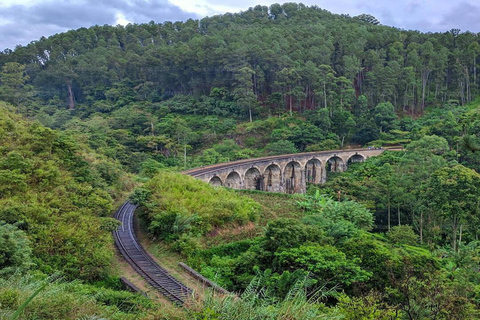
[2,2,480,319]
[2,2,480,168]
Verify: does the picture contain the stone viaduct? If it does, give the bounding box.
[184,148,388,194]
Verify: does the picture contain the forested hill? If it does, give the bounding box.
[1,3,478,111]
[1,3,480,171]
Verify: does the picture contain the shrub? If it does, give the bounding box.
[386,225,418,245]
[139,171,260,239]
[0,222,33,275]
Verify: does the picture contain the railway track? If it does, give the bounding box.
[114,201,193,304]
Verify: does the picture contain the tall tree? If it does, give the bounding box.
[425,165,480,252]
[233,66,257,122]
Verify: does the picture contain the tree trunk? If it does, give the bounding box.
[420,211,423,244]
[452,218,458,252]
[387,197,391,231]
[459,224,463,251]
[249,102,253,122]
[66,79,75,110]
[323,82,327,110]
[474,56,477,86]
[397,204,401,226]
[304,84,309,112]
[289,86,293,116]
[412,83,415,115]
[184,144,187,169]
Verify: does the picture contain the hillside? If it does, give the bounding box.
[0,104,175,319]
[2,2,480,319]
[1,3,480,173]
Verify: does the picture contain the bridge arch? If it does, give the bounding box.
[347,153,365,165]
[245,166,263,190]
[284,161,302,194]
[305,158,322,184]
[185,148,389,194]
[225,171,242,189]
[326,156,345,172]
[209,176,223,187]
[264,163,282,192]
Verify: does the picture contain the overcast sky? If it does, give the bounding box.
[1,0,479,51]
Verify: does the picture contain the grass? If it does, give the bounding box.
[235,190,305,223]
[198,190,305,246]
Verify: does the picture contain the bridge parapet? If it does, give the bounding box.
[183,148,387,194]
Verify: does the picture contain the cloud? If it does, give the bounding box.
[1,0,480,51]
[439,1,480,32]
[0,0,198,50]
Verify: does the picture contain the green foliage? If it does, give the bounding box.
[0,275,154,320]
[199,255,236,289]
[406,134,449,155]
[0,104,129,281]
[374,102,397,132]
[425,164,480,251]
[129,187,151,206]
[3,6,480,317]
[340,234,402,290]
[0,222,33,275]
[386,225,418,245]
[264,140,298,155]
[187,275,337,320]
[298,193,374,242]
[262,218,324,253]
[138,171,260,240]
[387,269,479,319]
[336,291,398,319]
[276,244,371,286]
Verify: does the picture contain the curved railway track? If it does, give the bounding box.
[114,201,193,304]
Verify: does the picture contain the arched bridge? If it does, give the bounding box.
[184,148,392,194]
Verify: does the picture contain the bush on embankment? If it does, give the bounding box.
[132,171,260,242]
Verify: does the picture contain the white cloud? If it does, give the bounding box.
[167,0,237,16]
[1,0,480,51]
[0,0,35,7]
[115,11,131,25]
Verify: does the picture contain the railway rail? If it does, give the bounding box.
[113,201,193,304]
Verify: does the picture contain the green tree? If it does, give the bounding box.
[317,64,336,114]
[265,140,298,155]
[374,102,397,132]
[468,41,480,86]
[386,225,418,245]
[425,165,480,252]
[234,66,258,122]
[374,163,396,231]
[276,244,371,285]
[0,62,30,104]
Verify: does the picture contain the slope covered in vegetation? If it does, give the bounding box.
[0,102,124,279]
[0,104,172,319]
[3,2,480,318]
[135,146,480,318]
[1,3,480,173]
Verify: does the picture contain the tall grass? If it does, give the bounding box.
[139,171,261,237]
[0,274,155,320]
[186,275,343,320]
